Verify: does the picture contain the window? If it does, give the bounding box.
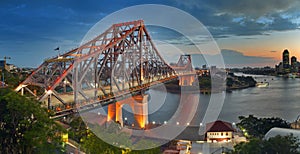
[221,133,223,136]
[226,133,228,136]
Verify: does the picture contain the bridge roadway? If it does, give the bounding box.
[48,75,180,118]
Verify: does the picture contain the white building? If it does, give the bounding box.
[265,127,300,140]
[206,120,235,143]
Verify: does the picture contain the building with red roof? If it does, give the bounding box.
[205,120,235,143]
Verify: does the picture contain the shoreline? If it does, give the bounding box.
[161,84,254,94]
[234,72,300,78]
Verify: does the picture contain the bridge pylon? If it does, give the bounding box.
[107,94,148,128]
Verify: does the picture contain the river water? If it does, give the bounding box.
[120,73,300,125]
[220,73,300,123]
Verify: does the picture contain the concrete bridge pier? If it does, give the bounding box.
[179,74,197,86]
[107,94,149,129]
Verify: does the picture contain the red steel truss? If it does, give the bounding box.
[15,20,193,116]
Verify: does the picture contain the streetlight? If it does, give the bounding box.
[199,122,205,135]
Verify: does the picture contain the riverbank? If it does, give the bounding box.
[163,74,256,94]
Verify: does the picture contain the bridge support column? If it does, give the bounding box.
[107,104,116,122]
[133,95,148,129]
[179,74,197,86]
[106,94,149,129]
[115,102,123,126]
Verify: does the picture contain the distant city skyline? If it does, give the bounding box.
[275,49,300,74]
[1,0,300,67]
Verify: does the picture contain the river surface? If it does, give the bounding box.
[119,73,300,125]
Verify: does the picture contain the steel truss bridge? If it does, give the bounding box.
[15,20,195,118]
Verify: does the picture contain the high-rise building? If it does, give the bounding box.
[275,62,283,74]
[291,56,298,73]
[282,49,290,73]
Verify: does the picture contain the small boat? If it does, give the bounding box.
[256,82,269,87]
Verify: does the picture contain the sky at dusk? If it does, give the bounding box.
[0,0,300,68]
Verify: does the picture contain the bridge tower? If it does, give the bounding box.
[172,55,197,86]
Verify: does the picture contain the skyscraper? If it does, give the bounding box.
[291,56,298,73]
[282,49,290,73]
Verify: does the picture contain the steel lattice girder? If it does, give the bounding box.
[15,47,81,105]
[73,20,176,105]
[16,20,191,113]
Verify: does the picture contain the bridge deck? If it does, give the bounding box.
[48,75,179,118]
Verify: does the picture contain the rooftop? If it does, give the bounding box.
[206,120,234,132]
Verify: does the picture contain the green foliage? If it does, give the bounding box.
[69,117,161,153]
[130,140,161,154]
[237,76,256,87]
[199,74,256,90]
[237,115,290,139]
[198,76,211,89]
[227,78,234,87]
[68,116,87,143]
[0,88,66,153]
[232,134,300,154]
[81,131,122,154]
[226,75,256,89]
[0,69,20,87]
[262,135,300,154]
[82,130,161,154]
[232,138,263,154]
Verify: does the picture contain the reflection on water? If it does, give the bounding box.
[122,74,300,125]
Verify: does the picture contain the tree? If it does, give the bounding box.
[73,118,161,153]
[232,134,300,154]
[82,131,161,154]
[198,76,211,89]
[262,135,300,154]
[81,131,122,154]
[0,88,65,153]
[0,69,24,88]
[233,138,263,154]
[237,115,290,138]
[68,115,88,143]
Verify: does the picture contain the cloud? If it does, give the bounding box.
[190,49,277,67]
[221,49,275,64]
[164,35,215,45]
[175,0,300,17]
[173,0,300,37]
[211,0,299,17]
